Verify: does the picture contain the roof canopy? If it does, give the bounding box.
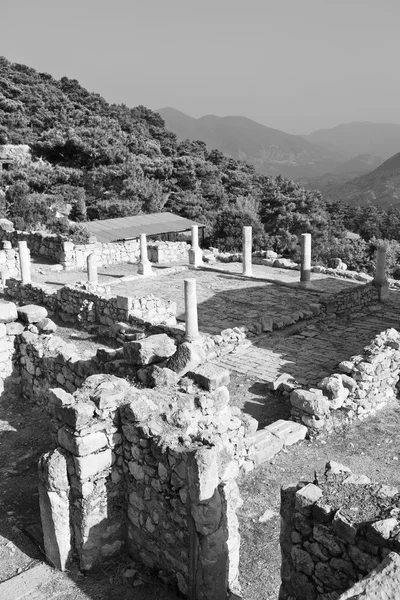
[83,212,205,244]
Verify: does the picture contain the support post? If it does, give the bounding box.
[189,225,203,268]
[87,253,98,285]
[18,240,31,285]
[242,226,252,277]
[184,278,199,341]
[138,233,153,276]
[300,233,311,287]
[372,244,389,301]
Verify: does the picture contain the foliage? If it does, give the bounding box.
[211,207,267,252]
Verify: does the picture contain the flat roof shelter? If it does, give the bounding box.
[83,212,205,244]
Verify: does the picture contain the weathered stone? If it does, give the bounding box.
[17,304,48,323]
[313,523,343,555]
[37,317,57,333]
[191,488,222,535]
[124,334,176,366]
[295,483,323,515]
[148,365,179,388]
[188,363,230,391]
[265,419,307,446]
[347,545,380,573]
[291,388,329,416]
[319,374,349,409]
[167,339,206,375]
[58,428,108,457]
[291,546,315,576]
[193,447,219,501]
[332,510,357,544]
[338,552,400,600]
[252,429,284,466]
[0,301,18,323]
[366,518,398,545]
[73,449,113,480]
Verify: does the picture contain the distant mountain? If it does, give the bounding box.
[321,152,400,209]
[304,122,400,160]
[301,153,384,188]
[157,107,345,180]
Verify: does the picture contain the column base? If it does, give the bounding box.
[372,280,389,301]
[189,248,203,268]
[137,261,153,276]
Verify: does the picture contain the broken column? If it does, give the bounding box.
[300,233,311,286]
[372,243,389,301]
[18,240,31,285]
[189,225,203,268]
[184,278,199,341]
[38,449,71,570]
[137,233,153,276]
[242,226,252,276]
[87,253,98,285]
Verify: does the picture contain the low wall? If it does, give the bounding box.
[5,280,177,331]
[318,284,379,315]
[279,461,400,600]
[39,373,253,599]
[148,240,189,264]
[290,327,400,433]
[0,302,23,393]
[0,224,190,270]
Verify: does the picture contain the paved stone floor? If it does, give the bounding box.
[214,295,400,386]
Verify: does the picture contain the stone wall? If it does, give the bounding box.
[39,373,253,599]
[290,327,400,434]
[0,228,66,263]
[279,460,400,600]
[5,280,177,331]
[0,222,190,270]
[0,245,21,280]
[318,284,379,315]
[148,240,189,264]
[0,301,22,393]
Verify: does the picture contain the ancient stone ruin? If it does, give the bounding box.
[1,224,400,598]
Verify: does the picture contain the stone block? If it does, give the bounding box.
[366,518,398,545]
[17,304,48,323]
[74,449,113,480]
[252,429,284,466]
[58,427,108,457]
[295,484,323,515]
[332,509,357,544]
[265,420,307,446]
[116,295,132,310]
[290,388,329,416]
[193,447,219,501]
[37,317,57,333]
[188,363,230,391]
[6,321,24,335]
[0,301,18,323]
[123,333,176,366]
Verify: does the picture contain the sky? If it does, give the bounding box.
[1,0,399,134]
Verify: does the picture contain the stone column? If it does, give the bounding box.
[189,225,203,268]
[18,240,31,285]
[300,233,311,286]
[372,243,389,301]
[87,253,98,285]
[242,226,252,276]
[184,278,199,341]
[138,233,153,276]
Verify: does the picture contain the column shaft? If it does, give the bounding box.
[18,240,31,285]
[184,278,199,341]
[242,226,252,276]
[300,233,311,284]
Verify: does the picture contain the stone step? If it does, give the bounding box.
[265,419,308,446]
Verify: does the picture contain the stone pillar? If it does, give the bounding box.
[189,225,203,268]
[18,240,31,285]
[372,244,389,301]
[184,278,199,341]
[242,226,252,276]
[137,233,153,276]
[300,233,311,286]
[87,253,98,285]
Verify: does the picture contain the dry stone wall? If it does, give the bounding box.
[40,373,254,599]
[148,240,189,264]
[279,461,400,600]
[0,301,22,393]
[290,327,400,434]
[0,228,66,263]
[5,279,177,331]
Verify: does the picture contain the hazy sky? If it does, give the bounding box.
[1,0,399,134]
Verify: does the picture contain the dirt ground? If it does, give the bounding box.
[1,363,399,599]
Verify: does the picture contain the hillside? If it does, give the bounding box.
[157,107,344,180]
[305,122,400,160]
[322,152,400,209]
[301,153,383,189]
